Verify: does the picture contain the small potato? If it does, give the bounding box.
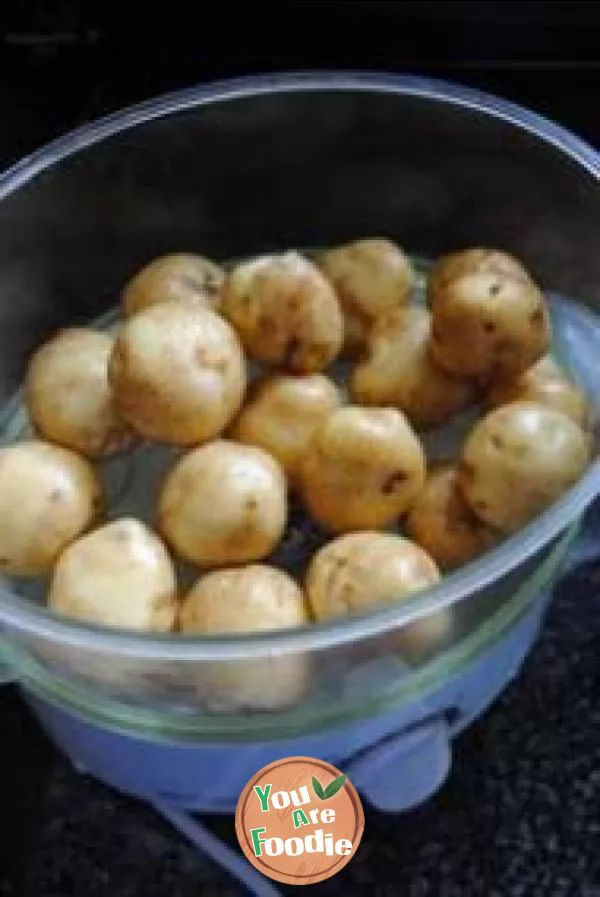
[229,373,342,487]
[109,300,246,445]
[428,248,550,379]
[158,440,287,567]
[300,406,426,533]
[179,564,309,710]
[352,306,475,428]
[319,238,413,355]
[406,463,497,570]
[221,251,343,372]
[458,401,591,532]
[48,518,177,631]
[122,253,224,318]
[25,328,135,457]
[428,247,529,300]
[485,355,590,430]
[0,440,102,576]
[306,532,449,657]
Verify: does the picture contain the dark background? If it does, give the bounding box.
[1,2,600,895]
[1,1,600,161]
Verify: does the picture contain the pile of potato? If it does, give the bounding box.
[0,241,593,690]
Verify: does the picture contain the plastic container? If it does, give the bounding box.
[0,72,598,749]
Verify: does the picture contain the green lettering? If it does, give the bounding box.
[251,827,267,857]
[292,809,310,829]
[253,784,272,812]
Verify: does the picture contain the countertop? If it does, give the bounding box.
[1,5,600,895]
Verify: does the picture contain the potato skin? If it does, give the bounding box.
[0,439,102,576]
[180,564,307,633]
[221,251,343,372]
[109,300,246,445]
[305,531,449,656]
[25,328,135,457]
[300,406,426,533]
[158,440,287,567]
[406,463,497,570]
[352,306,474,428]
[485,355,590,430]
[458,401,591,532]
[48,518,177,632]
[180,564,309,710]
[319,238,413,355]
[306,532,439,619]
[428,247,528,300]
[122,253,224,318]
[428,248,550,379]
[229,373,342,487]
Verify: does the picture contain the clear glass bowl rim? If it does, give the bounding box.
[0,70,598,661]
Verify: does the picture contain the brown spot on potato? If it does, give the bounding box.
[245,497,258,511]
[49,489,64,503]
[489,282,501,296]
[382,470,408,494]
[283,336,301,366]
[530,306,545,326]
[483,321,496,333]
[491,434,504,449]
[459,461,476,482]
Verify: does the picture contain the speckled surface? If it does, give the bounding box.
[7,502,598,897]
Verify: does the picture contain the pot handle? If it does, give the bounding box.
[345,715,451,812]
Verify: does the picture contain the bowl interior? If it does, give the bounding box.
[0,75,598,723]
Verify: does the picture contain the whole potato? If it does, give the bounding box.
[48,518,177,631]
[25,328,135,457]
[300,406,426,532]
[352,306,475,428]
[179,564,309,710]
[109,299,246,445]
[229,373,342,487]
[319,238,413,355]
[428,247,550,379]
[122,253,224,318]
[428,247,529,300]
[305,532,450,656]
[158,440,287,567]
[485,355,590,430]
[458,401,591,532]
[0,440,102,576]
[406,463,497,570]
[221,251,343,372]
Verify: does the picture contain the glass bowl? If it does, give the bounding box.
[0,73,598,739]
